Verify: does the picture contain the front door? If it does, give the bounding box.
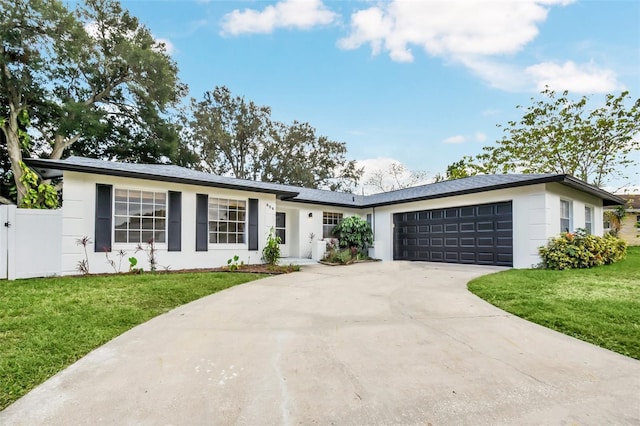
[275,212,289,257]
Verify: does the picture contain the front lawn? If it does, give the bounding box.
[468,246,640,360]
[0,272,266,410]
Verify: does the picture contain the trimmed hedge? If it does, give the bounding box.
[539,230,627,270]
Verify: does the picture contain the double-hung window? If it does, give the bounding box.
[114,189,166,243]
[209,198,246,244]
[584,206,593,234]
[560,199,573,232]
[323,212,343,238]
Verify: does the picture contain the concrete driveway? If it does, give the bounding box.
[2,262,639,425]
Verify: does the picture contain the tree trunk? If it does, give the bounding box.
[3,108,27,205]
[50,133,80,160]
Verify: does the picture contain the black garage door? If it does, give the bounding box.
[393,201,513,266]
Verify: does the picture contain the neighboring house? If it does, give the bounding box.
[606,194,639,246]
[24,156,623,275]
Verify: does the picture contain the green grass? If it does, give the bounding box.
[468,246,640,360]
[0,272,266,410]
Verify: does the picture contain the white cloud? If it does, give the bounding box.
[338,1,573,63]
[335,0,626,93]
[525,61,621,93]
[475,132,487,143]
[443,135,466,144]
[221,0,337,36]
[153,37,176,55]
[457,56,530,92]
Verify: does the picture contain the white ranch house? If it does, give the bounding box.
[3,156,623,279]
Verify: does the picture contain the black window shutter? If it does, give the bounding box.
[95,184,113,252]
[196,194,208,252]
[248,198,259,251]
[168,191,182,252]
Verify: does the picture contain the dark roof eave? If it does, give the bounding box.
[25,158,299,199]
[560,175,626,206]
[281,197,366,209]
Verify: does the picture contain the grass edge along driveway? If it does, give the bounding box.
[468,246,640,360]
[0,271,267,411]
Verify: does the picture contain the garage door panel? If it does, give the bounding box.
[445,238,459,247]
[477,222,494,231]
[460,252,476,262]
[431,224,443,233]
[460,207,475,217]
[431,210,443,219]
[445,223,458,232]
[477,237,494,247]
[496,220,512,230]
[430,238,443,247]
[477,252,496,263]
[496,237,512,247]
[445,252,459,262]
[460,237,475,247]
[430,251,444,261]
[477,205,494,216]
[460,223,475,232]
[496,202,512,215]
[393,201,513,267]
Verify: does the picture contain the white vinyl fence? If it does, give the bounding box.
[0,205,62,280]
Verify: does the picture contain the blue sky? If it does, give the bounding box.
[124,0,639,190]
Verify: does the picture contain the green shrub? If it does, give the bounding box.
[262,228,281,265]
[322,247,356,264]
[331,216,373,254]
[539,230,627,270]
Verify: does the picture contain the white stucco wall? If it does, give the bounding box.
[62,171,277,275]
[544,183,604,236]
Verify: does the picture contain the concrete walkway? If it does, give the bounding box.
[2,262,639,425]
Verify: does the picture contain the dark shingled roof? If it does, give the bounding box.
[25,157,625,207]
[26,156,299,199]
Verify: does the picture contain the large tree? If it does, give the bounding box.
[1,0,186,204]
[263,120,362,191]
[474,89,640,187]
[186,86,363,191]
[187,86,270,180]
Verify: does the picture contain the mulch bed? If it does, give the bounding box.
[68,264,301,278]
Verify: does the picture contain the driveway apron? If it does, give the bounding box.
[1,262,639,425]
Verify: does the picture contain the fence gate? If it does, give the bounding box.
[0,205,63,280]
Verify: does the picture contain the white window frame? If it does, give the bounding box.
[208,197,247,245]
[584,206,593,234]
[560,199,573,233]
[113,188,167,245]
[323,212,343,239]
